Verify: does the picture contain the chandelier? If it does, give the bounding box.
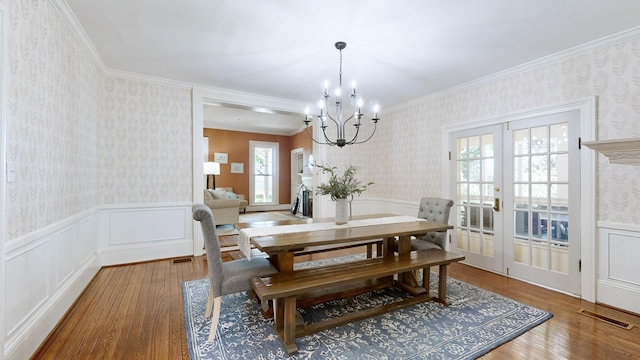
[304,41,379,147]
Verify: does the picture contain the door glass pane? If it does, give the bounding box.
[515,210,529,237]
[457,138,468,159]
[514,184,529,208]
[550,184,568,207]
[550,154,568,182]
[550,123,568,152]
[531,126,548,153]
[531,155,548,182]
[513,129,529,155]
[482,158,494,182]
[531,184,548,209]
[468,160,481,181]
[482,134,494,157]
[513,156,529,182]
[469,136,480,158]
[458,160,468,181]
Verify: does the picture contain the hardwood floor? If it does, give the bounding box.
[32,244,640,359]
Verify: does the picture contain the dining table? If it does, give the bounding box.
[236,213,454,296]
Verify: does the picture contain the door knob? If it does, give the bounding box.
[493,198,500,212]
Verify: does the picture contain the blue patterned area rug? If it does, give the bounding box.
[183,258,552,359]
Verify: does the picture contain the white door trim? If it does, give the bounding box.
[1,4,8,353]
[442,98,596,302]
[192,87,306,253]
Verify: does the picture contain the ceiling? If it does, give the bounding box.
[66,0,640,135]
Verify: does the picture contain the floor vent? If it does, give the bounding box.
[172,257,193,264]
[578,309,635,330]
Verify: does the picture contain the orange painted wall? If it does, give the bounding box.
[204,128,311,205]
[291,126,313,168]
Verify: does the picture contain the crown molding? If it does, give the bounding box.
[105,68,195,89]
[389,26,640,113]
[49,0,106,73]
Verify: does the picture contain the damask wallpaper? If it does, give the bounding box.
[331,35,640,225]
[100,76,192,205]
[4,0,102,240]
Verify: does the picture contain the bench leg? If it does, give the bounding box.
[436,264,450,305]
[366,244,373,258]
[282,296,298,354]
[422,267,431,292]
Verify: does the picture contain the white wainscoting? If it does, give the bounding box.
[597,222,640,315]
[4,209,101,360]
[98,203,194,266]
[4,203,197,359]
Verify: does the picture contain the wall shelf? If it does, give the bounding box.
[582,138,640,165]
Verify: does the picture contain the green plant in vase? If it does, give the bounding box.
[315,163,373,224]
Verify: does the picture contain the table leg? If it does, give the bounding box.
[276,252,294,272]
[383,236,395,258]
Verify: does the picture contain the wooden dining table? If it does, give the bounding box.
[237,213,454,296]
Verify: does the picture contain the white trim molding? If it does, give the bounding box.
[582,138,640,166]
[1,3,8,357]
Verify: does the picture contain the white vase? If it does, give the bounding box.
[335,198,349,224]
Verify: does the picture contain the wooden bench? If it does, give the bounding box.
[251,249,465,354]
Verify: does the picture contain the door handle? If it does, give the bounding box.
[493,198,500,212]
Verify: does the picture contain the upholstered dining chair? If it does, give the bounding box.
[396,197,454,252]
[192,204,278,342]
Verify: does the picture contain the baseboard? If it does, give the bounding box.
[99,239,194,266]
[245,204,291,212]
[597,279,640,315]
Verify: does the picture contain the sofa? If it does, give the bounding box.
[203,187,248,225]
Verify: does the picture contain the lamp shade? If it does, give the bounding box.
[203,162,220,175]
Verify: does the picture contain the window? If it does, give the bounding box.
[250,141,279,205]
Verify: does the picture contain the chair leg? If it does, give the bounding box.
[205,287,214,318]
[208,296,222,342]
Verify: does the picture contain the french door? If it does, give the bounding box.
[451,125,503,273]
[503,111,581,294]
[450,110,581,295]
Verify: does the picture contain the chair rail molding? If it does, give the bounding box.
[582,138,640,165]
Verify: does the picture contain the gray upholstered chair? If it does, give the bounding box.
[192,204,278,342]
[396,197,454,252]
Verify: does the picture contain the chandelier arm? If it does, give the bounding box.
[344,125,361,145]
[351,121,378,144]
[321,125,339,145]
[305,124,337,146]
